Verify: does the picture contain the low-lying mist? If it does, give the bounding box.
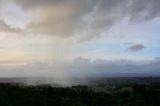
[0,57,160,86]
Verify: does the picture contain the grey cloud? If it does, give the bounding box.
[0,20,22,33]
[128,0,160,22]
[127,44,146,52]
[14,0,66,9]
[10,0,160,40]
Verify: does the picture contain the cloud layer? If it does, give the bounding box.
[0,57,160,78]
[0,0,159,40]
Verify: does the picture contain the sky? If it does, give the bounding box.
[0,0,160,78]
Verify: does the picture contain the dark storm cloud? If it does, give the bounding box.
[8,0,160,40]
[127,44,146,52]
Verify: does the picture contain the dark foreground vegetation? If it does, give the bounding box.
[0,83,160,106]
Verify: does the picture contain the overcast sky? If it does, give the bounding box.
[0,0,160,78]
